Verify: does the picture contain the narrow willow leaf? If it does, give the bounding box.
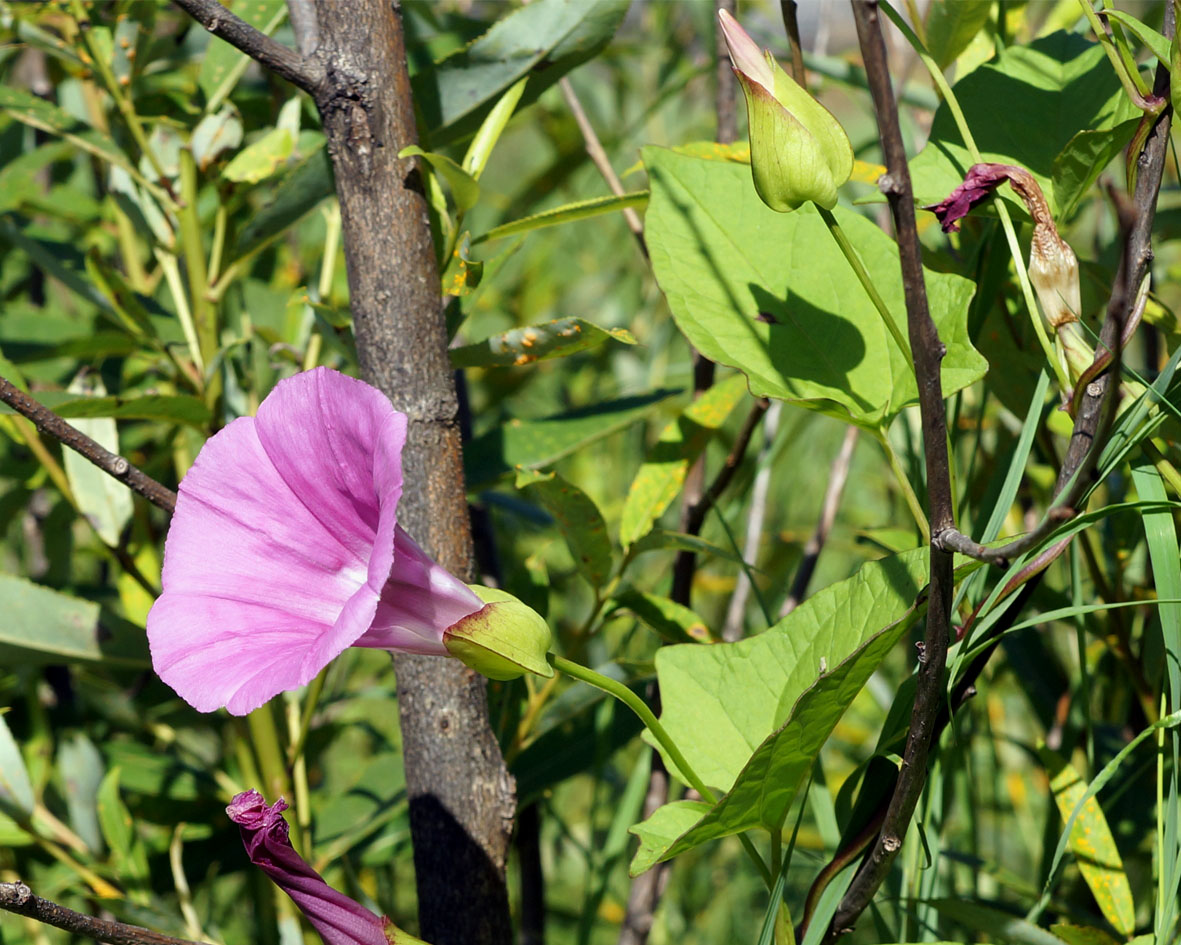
[463,76,529,179]
[223,127,293,184]
[1050,923,1120,945]
[643,148,983,427]
[58,732,105,853]
[927,899,1071,945]
[413,0,629,145]
[61,375,133,545]
[629,528,747,564]
[516,468,613,589]
[473,191,649,245]
[1039,750,1135,934]
[198,0,287,112]
[97,768,150,904]
[620,373,748,547]
[611,589,713,644]
[464,389,678,486]
[451,317,635,369]
[234,146,334,259]
[0,392,211,427]
[0,573,148,666]
[1103,9,1171,63]
[0,85,129,173]
[190,105,244,172]
[0,711,34,816]
[400,146,480,212]
[0,141,72,215]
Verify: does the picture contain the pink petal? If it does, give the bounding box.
[718,9,774,92]
[228,790,388,945]
[355,526,483,655]
[147,368,407,715]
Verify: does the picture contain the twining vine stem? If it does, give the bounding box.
[812,3,1175,939]
[825,2,957,937]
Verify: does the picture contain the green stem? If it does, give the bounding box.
[1142,439,1181,498]
[549,653,773,887]
[1079,0,1152,101]
[816,205,912,370]
[878,1,1073,396]
[550,654,715,802]
[69,0,170,184]
[875,425,930,543]
[178,151,216,376]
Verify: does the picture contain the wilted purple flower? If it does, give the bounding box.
[927,163,1088,390]
[227,790,389,945]
[147,367,484,716]
[922,163,1030,233]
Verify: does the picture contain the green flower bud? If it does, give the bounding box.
[719,9,853,211]
[443,586,553,681]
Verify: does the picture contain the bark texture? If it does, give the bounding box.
[307,4,515,943]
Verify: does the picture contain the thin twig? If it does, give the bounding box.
[558,78,645,246]
[722,401,783,640]
[715,0,739,144]
[171,0,324,95]
[826,3,956,937]
[0,376,177,513]
[684,399,771,539]
[780,1,807,85]
[817,3,1174,937]
[616,758,672,945]
[285,0,319,56]
[0,882,209,945]
[781,425,858,616]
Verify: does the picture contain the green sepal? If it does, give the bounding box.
[443,586,554,680]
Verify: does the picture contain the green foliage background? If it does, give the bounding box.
[1,2,1180,945]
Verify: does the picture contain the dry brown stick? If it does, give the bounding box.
[722,401,784,640]
[780,1,807,85]
[559,78,645,244]
[825,3,957,937]
[780,425,858,617]
[683,399,772,538]
[0,376,177,513]
[0,882,208,945]
[818,3,1174,938]
[171,0,323,94]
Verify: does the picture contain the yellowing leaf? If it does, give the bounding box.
[1039,747,1136,937]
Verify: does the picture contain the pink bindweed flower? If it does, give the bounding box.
[228,790,423,945]
[147,367,486,716]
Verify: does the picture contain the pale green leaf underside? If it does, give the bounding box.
[643,148,983,427]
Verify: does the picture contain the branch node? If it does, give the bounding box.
[876,172,902,195]
[881,835,901,853]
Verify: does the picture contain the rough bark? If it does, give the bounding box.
[307,4,515,943]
